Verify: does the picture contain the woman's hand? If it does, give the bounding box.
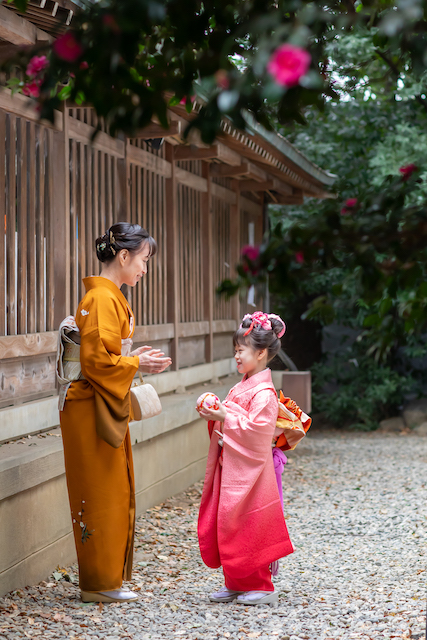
[196,401,227,423]
[131,345,172,374]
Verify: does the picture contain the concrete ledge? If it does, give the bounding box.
[0,532,76,597]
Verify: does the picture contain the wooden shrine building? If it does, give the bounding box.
[0,0,335,596]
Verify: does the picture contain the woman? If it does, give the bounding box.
[60,222,171,603]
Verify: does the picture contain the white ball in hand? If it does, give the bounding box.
[196,392,220,411]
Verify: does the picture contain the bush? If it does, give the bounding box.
[311,353,414,430]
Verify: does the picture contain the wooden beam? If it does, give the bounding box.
[237,179,275,192]
[177,321,210,338]
[210,182,236,204]
[135,121,181,139]
[175,167,208,192]
[173,145,219,161]
[215,142,242,166]
[126,142,171,177]
[210,163,250,178]
[132,323,174,343]
[240,196,263,216]
[67,117,124,158]
[0,5,53,45]
[212,319,237,334]
[0,88,63,130]
[273,193,305,205]
[0,332,57,360]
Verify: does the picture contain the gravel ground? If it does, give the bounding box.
[0,431,426,640]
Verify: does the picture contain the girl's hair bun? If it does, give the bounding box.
[268,314,286,339]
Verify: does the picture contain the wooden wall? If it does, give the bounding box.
[0,95,264,421]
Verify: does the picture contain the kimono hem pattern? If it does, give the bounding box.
[60,277,139,592]
[198,368,294,580]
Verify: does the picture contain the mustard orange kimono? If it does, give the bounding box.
[60,277,139,592]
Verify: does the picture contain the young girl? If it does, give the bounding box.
[197,311,294,606]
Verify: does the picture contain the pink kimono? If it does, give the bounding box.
[198,368,294,592]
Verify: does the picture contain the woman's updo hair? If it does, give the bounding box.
[95,222,157,263]
[233,313,285,362]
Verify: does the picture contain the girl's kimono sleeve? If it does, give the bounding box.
[78,292,139,448]
[222,390,278,464]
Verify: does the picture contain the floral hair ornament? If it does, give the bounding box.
[97,241,107,253]
[268,313,286,338]
[109,230,116,256]
[241,311,272,336]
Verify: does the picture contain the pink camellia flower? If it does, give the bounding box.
[341,197,358,215]
[79,61,89,70]
[22,80,41,98]
[26,55,49,78]
[180,95,196,105]
[399,164,418,181]
[294,251,304,264]
[267,44,311,87]
[241,245,260,262]
[53,32,84,63]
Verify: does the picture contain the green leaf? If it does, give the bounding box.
[10,0,28,11]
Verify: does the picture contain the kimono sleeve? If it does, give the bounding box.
[79,292,139,401]
[223,389,278,457]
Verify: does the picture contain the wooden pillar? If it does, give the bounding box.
[201,161,213,363]
[116,134,130,221]
[165,142,180,370]
[0,111,6,336]
[52,103,70,327]
[230,179,241,326]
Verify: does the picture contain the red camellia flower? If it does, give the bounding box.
[22,80,41,98]
[26,55,49,78]
[267,44,311,87]
[241,245,260,262]
[294,251,304,264]
[341,197,358,215]
[53,33,84,63]
[79,61,89,71]
[399,164,418,181]
[241,245,260,275]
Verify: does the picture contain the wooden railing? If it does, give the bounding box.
[0,89,264,416]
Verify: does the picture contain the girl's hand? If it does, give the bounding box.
[132,345,172,374]
[196,401,227,423]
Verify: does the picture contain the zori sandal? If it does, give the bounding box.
[81,589,138,603]
[209,586,244,603]
[236,590,278,606]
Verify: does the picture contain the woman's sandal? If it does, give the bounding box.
[81,589,138,603]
